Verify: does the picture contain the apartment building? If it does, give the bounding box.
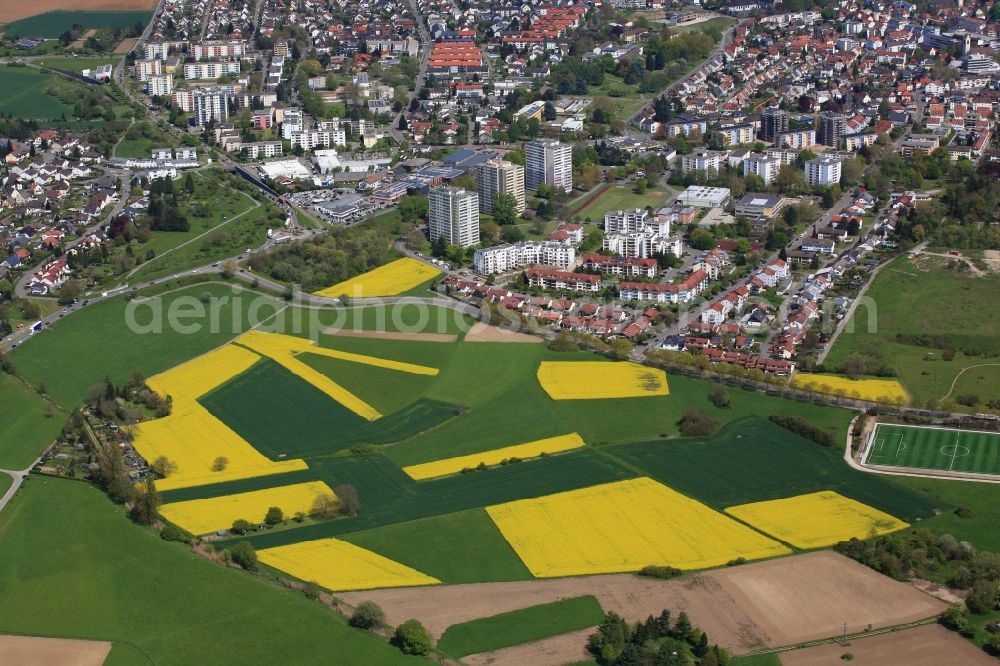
[147,75,173,97]
[804,155,842,186]
[775,129,815,149]
[716,123,755,146]
[134,59,163,81]
[429,187,480,247]
[819,111,847,147]
[743,154,782,184]
[183,61,241,80]
[681,150,727,174]
[525,139,572,193]
[473,241,574,274]
[760,107,789,141]
[475,159,525,214]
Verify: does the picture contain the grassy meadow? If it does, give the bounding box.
[0,67,73,119]
[0,374,63,469]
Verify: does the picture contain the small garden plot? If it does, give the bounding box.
[725,490,908,549]
[486,477,789,577]
[536,361,668,400]
[313,258,441,298]
[257,538,440,592]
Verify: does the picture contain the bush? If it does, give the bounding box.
[638,565,683,580]
[768,415,835,447]
[678,407,720,437]
[159,524,190,543]
[709,385,731,409]
[228,541,258,572]
[231,519,252,535]
[393,619,432,655]
[349,601,386,630]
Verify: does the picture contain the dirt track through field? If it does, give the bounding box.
[0,635,111,666]
[780,624,995,665]
[342,552,947,660]
[321,327,457,343]
[464,322,542,343]
[0,1,155,25]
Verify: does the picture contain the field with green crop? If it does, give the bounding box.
[890,475,1000,551]
[275,303,473,337]
[0,477,416,664]
[37,56,117,74]
[297,353,435,414]
[825,255,1000,409]
[437,596,605,658]
[3,11,151,38]
[0,67,73,119]
[609,418,934,523]
[342,509,532,583]
[0,374,63,469]
[10,282,279,408]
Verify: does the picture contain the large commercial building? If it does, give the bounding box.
[760,107,789,141]
[429,187,480,248]
[525,139,572,193]
[476,159,525,214]
[804,155,843,186]
[819,111,847,147]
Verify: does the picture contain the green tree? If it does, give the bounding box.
[690,228,714,251]
[493,192,519,226]
[184,173,196,194]
[393,619,432,655]
[672,611,692,641]
[633,177,647,194]
[264,506,283,525]
[231,519,252,534]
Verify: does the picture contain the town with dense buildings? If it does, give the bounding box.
[2,0,1000,663]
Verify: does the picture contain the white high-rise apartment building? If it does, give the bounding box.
[804,155,843,186]
[525,139,572,193]
[429,187,480,248]
[473,241,575,274]
[743,154,782,184]
[193,88,229,125]
[476,159,525,214]
[146,75,173,97]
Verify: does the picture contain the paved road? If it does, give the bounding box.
[0,455,43,514]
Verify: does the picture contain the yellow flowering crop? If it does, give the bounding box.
[536,361,669,400]
[486,478,789,577]
[313,258,442,298]
[725,491,909,549]
[160,481,338,535]
[134,345,307,491]
[236,330,439,420]
[402,433,586,480]
[258,538,440,591]
[791,373,908,403]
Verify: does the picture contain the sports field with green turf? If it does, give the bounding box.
[865,423,1000,476]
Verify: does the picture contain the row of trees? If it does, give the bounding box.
[588,608,731,665]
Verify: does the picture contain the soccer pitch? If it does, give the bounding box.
[865,423,1000,476]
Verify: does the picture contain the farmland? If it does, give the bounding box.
[791,372,907,403]
[725,491,909,549]
[0,477,415,664]
[486,478,789,577]
[537,360,669,400]
[436,596,604,658]
[313,257,441,298]
[0,67,73,120]
[401,433,585,480]
[10,282,277,409]
[824,254,1000,408]
[2,9,152,37]
[0,374,63,469]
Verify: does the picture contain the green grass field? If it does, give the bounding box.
[341,509,532,584]
[731,654,782,666]
[0,477,417,665]
[37,56,117,74]
[437,596,605,658]
[825,255,1000,409]
[3,11,152,38]
[277,303,473,337]
[0,374,63,469]
[11,282,280,409]
[0,475,11,497]
[573,186,669,222]
[608,418,933,523]
[0,67,73,119]
[865,423,1000,476]
[890,475,1000,551]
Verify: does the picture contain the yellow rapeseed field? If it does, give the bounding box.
[402,433,586,480]
[486,478,789,577]
[134,345,307,491]
[236,330,439,420]
[258,538,441,591]
[313,258,442,298]
[536,361,669,400]
[791,373,908,403]
[160,481,338,535]
[725,491,909,549]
